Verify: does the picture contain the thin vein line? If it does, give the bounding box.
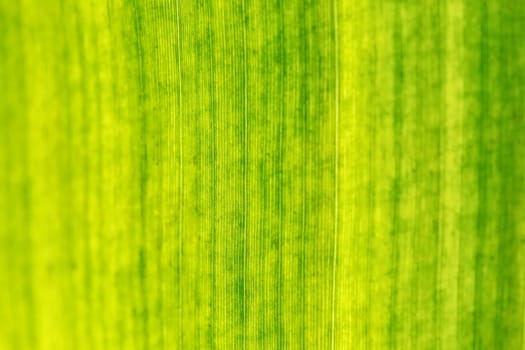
[175,0,183,348]
[241,0,248,348]
[277,3,286,347]
[331,0,339,348]
[206,3,218,347]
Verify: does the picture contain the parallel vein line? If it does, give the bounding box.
[331,0,340,348]
[175,1,183,348]
[241,0,248,348]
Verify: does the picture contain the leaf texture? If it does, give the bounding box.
[1,0,524,349]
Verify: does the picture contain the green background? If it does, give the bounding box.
[1,0,524,349]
